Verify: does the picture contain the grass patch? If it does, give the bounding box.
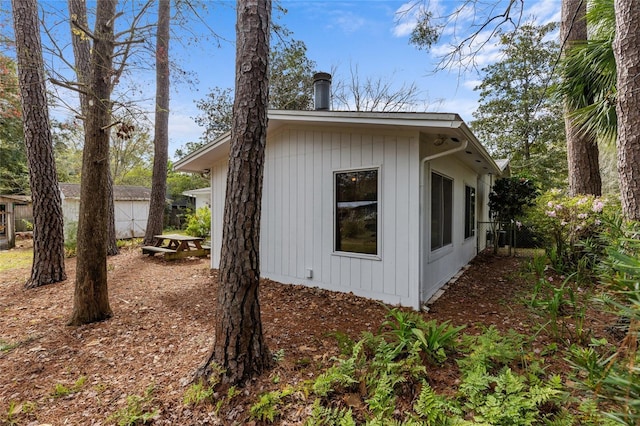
[0,248,32,272]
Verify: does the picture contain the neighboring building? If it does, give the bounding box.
[59,183,151,239]
[0,194,31,250]
[183,187,211,210]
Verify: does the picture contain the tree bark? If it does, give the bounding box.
[613,0,640,219]
[68,0,119,256]
[69,0,117,325]
[144,0,170,245]
[562,0,602,196]
[196,0,272,385]
[12,0,67,289]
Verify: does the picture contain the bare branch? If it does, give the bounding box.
[50,77,89,96]
[70,15,95,41]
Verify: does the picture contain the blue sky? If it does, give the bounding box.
[3,0,561,159]
[167,0,561,158]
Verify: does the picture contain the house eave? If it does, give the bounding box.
[174,110,501,175]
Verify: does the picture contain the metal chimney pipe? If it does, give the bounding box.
[313,72,331,111]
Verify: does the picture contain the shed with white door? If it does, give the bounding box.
[59,183,151,239]
[175,109,504,309]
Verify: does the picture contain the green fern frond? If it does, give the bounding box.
[413,380,452,425]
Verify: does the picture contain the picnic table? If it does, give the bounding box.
[142,234,210,260]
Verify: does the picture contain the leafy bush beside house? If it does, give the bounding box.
[184,206,211,239]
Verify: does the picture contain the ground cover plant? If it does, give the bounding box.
[0,202,636,425]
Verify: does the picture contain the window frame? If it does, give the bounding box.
[464,184,476,240]
[333,166,381,259]
[430,171,453,252]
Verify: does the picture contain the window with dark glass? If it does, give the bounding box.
[431,172,453,251]
[465,185,476,239]
[335,169,378,255]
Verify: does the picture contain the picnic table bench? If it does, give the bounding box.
[142,234,210,260]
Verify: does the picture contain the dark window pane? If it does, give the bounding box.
[443,177,452,245]
[335,169,378,255]
[430,173,442,250]
[431,172,453,251]
[465,186,476,239]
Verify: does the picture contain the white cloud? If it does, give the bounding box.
[525,0,562,25]
[462,79,482,90]
[392,0,444,38]
[328,10,367,34]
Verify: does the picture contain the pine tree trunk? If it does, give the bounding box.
[69,0,117,325]
[12,0,67,289]
[106,173,119,255]
[144,0,170,245]
[69,0,119,256]
[614,0,640,219]
[562,0,602,196]
[196,0,272,385]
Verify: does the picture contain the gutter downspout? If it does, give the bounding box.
[418,139,468,309]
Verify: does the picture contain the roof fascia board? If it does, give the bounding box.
[173,131,231,171]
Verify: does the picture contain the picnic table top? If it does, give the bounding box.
[154,234,203,241]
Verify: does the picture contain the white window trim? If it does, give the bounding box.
[429,169,454,255]
[332,165,382,260]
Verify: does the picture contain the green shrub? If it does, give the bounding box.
[525,190,613,274]
[184,206,211,238]
[64,221,78,257]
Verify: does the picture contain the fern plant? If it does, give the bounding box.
[304,399,355,426]
[250,386,295,423]
[413,380,456,425]
[457,326,527,373]
[459,366,562,425]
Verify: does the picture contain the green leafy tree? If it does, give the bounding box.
[471,23,567,190]
[166,161,208,201]
[191,86,234,148]
[0,53,28,194]
[489,177,539,224]
[183,36,315,158]
[52,119,84,183]
[110,120,153,185]
[269,39,316,110]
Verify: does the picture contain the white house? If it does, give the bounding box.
[175,109,504,309]
[183,187,211,210]
[59,183,151,239]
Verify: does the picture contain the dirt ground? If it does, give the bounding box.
[0,243,615,425]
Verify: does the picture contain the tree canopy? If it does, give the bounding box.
[470,23,567,190]
[0,53,28,194]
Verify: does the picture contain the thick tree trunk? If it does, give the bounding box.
[613,0,640,219]
[562,0,602,196]
[144,0,170,245]
[68,0,119,256]
[197,0,272,385]
[12,0,67,289]
[69,0,117,325]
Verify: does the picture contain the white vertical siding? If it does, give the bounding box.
[421,156,480,301]
[257,126,421,308]
[209,158,228,268]
[185,126,425,305]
